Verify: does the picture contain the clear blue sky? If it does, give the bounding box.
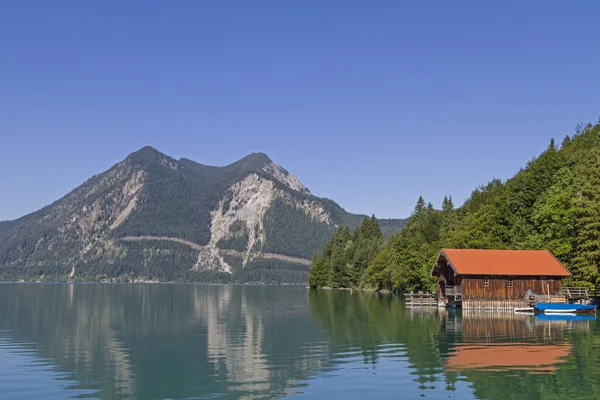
[1,1,599,221]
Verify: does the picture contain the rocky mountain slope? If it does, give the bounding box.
[0,147,406,282]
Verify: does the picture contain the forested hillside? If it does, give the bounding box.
[309,216,384,289]
[310,121,600,291]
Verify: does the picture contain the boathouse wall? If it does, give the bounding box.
[461,276,562,300]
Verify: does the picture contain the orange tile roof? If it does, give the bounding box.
[440,249,571,277]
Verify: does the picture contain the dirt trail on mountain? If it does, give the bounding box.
[220,250,311,265]
[120,236,203,250]
[119,236,311,265]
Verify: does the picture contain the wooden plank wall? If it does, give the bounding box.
[462,276,562,300]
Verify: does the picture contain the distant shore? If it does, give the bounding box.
[0,279,309,285]
[310,286,392,294]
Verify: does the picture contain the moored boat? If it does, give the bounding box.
[534,302,596,314]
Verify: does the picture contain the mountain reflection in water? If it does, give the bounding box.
[0,284,598,400]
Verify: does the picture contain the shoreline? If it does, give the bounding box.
[310,286,392,294]
[0,280,310,286]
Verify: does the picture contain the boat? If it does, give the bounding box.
[534,302,596,314]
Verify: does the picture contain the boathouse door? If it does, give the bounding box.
[439,281,445,301]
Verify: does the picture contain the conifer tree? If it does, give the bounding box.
[328,226,351,288]
[413,196,426,216]
[308,251,328,288]
[442,196,454,213]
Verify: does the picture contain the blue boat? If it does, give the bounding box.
[534,302,596,314]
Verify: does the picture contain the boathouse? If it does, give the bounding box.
[431,249,572,309]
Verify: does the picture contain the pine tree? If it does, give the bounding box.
[349,216,384,287]
[442,196,454,213]
[308,251,328,288]
[329,227,350,288]
[440,195,457,245]
[360,215,383,241]
[330,254,349,288]
[413,196,426,216]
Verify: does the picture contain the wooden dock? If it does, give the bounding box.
[404,291,438,307]
[404,286,600,310]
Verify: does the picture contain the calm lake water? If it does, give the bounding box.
[0,284,598,399]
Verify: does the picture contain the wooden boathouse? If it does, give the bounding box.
[431,249,572,309]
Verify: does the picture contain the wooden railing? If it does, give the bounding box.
[564,287,589,300]
[445,285,462,297]
[529,295,566,304]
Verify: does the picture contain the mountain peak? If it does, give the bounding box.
[125,146,179,168]
[126,146,167,161]
[240,152,273,166]
[224,152,272,173]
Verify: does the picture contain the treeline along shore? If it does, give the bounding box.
[309,120,600,292]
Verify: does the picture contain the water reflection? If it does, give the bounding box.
[0,284,598,399]
[435,309,599,399]
[0,284,324,399]
[446,344,572,373]
[310,290,600,399]
[440,312,587,374]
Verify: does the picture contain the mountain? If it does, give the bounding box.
[0,147,407,283]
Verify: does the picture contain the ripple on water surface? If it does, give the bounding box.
[0,336,98,399]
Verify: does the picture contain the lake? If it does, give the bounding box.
[0,284,598,399]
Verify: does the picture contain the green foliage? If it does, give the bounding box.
[571,147,600,282]
[309,216,384,289]
[308,252,329,288]
[263,199,336,259]
[527,167,577,260]
[366,198,443,292]
[312,120,600,291]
